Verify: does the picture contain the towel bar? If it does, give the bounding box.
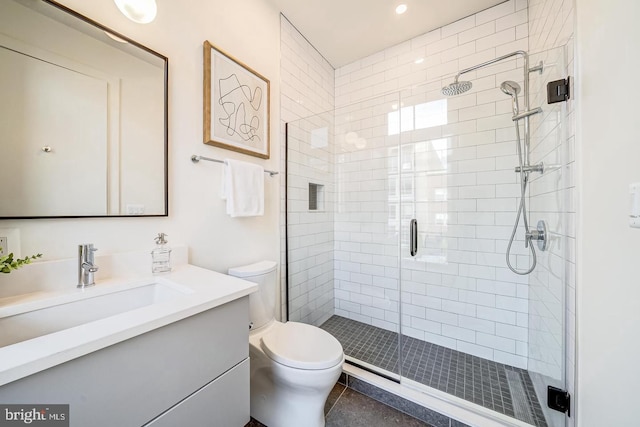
[191,155,279,176]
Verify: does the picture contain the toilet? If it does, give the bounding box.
[228,261,344,427]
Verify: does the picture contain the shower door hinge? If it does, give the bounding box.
[547,77,570,104]
[547,386,571,417]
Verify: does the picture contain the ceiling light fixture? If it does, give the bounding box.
[395,4,408,15]
[415,58,424,64]
[114,0,157,24]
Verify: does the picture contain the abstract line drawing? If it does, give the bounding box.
[217,74,262,142]
[203,41,270,159]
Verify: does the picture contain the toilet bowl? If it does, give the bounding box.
[229,261,344,427]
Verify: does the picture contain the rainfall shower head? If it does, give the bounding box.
[441,80,472,96]
[500,80,521,96]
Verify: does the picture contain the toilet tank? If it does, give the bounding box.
[228,261,277,330]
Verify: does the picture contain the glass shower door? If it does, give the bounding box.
[398,45,569,427]
[524,45,571,427]
[286,93,404,380]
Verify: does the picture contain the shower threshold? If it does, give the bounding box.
[321,315,548,427]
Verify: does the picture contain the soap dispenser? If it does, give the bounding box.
[151,233,171,274]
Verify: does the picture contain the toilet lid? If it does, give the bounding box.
[260,322,343,370]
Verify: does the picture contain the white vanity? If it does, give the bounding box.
[0,247,257,427]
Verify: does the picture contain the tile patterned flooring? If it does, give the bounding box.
[320,315,548,427]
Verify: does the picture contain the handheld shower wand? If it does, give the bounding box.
[500,80,521,115]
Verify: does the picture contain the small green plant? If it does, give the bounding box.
[0,248,42,274]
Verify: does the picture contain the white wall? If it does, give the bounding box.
[576,0,640,425]
[0,0,282,276]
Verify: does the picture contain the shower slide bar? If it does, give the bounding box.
[191,155,279,177]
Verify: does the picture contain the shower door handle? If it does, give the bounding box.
[410,219,418,257]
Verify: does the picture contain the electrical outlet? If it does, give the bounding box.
[126,204,145,215]
[0,229,20,258]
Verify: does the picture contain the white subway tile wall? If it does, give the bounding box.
[333,0,533,368]
[333,92,402,332]
[287,115,335,325]
[279,16,335,324]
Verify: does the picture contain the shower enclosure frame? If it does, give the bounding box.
[285,44,570,427]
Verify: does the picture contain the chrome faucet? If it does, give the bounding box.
[78,244,98,288]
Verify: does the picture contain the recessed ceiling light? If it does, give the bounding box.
[395,4,408,15]
[415,58,424,64]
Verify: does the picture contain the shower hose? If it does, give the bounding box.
[505,120,537,275]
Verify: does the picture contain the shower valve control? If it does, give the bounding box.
[526,220,548,251]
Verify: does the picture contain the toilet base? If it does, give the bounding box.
[249,345,343,427]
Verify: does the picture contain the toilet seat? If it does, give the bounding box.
[260,322,343,370]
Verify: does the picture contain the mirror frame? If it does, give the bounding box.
[1,0,169,219]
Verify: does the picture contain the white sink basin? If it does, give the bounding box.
[0,281,188,348]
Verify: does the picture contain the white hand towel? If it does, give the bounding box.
[221,159,264,217]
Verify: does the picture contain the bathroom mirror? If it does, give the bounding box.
[0,0,168,218]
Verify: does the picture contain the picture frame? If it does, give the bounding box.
[203,40,270,159]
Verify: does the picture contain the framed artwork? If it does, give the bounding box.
[203,40,270,159]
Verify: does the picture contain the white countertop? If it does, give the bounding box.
[0,263,257,387]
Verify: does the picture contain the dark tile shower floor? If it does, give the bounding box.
[321,315,548,427]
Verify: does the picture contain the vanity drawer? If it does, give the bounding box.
[145,358,249,427]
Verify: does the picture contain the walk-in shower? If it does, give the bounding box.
[286,45,569,427]
[441,50,545,275]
